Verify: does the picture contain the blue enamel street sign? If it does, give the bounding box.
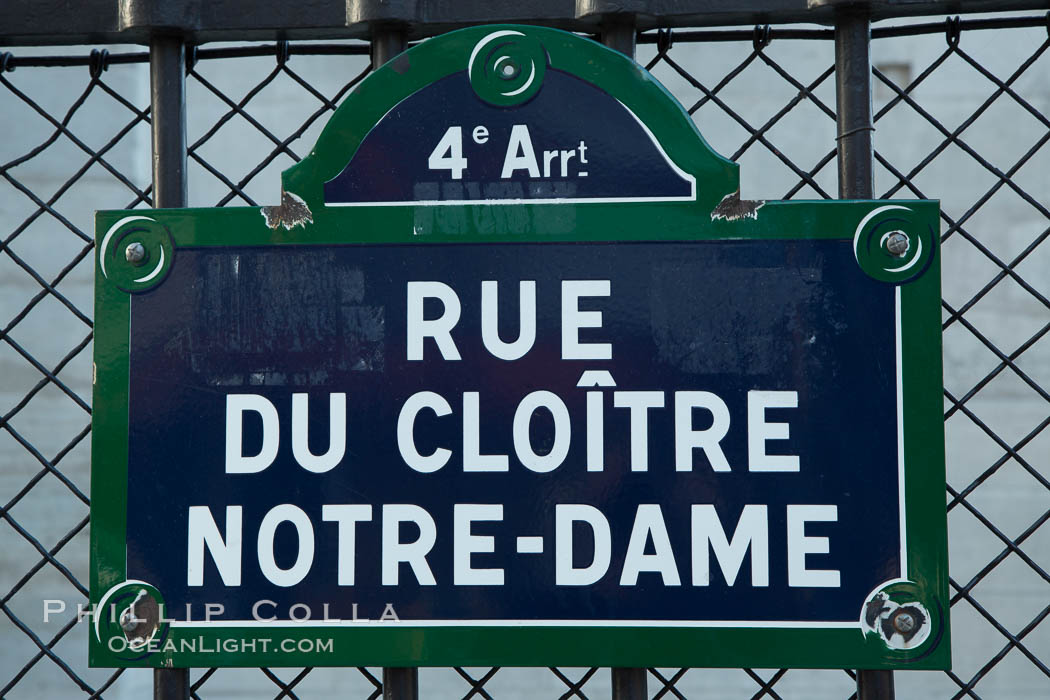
[90,25,949,669]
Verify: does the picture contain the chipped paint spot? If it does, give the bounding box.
[119,588,160,650]
[711,190,765,222]
[261,190,314,230]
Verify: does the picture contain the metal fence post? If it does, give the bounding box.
[371,26,418,699]
[154,667,190,700]
[834,7,874,201]
[600,19,648,700]
[834,7,893,699]
[383,666,419,700]
[857,666,896,700]
[150,33,188,209]
[611,667,648,699]
[371,25,407,70]
[150,31,190,700]
[600,13,637,57]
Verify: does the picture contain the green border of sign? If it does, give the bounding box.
[90,24,948,669]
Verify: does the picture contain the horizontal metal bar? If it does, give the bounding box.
[1,12,1044,69]
[1,43,375,70]
[1,0,1046,47]
[195,44,371,61]
[638,27,835,43]
[639,12,1050,42]
[870,11,1050,37]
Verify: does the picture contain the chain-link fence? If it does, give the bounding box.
[1,8,1048,699]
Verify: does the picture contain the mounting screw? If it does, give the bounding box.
[498,60,519,80]
[892,610,917,635]
[886,231,910,258]
[125,242,147,265]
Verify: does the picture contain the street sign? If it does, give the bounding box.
[91,25,949,669]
